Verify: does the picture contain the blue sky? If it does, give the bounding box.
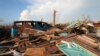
[0,0,100,24]
[0,0,27,24]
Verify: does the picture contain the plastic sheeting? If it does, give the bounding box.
[58,42,92,56]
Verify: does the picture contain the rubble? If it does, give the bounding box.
[0,20,100,56]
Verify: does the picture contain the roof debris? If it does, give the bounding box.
[0,20,100,56]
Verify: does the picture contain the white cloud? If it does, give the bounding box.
[19,0,84,23]
[20,10,30,20]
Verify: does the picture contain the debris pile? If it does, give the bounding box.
[0,20,100,56]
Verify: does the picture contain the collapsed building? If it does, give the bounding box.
[0,20,100,56]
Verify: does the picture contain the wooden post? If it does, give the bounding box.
[53,10,56,26]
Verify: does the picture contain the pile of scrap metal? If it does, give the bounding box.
[0,20,100,56]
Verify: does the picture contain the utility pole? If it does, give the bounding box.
[53,10,56,26]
